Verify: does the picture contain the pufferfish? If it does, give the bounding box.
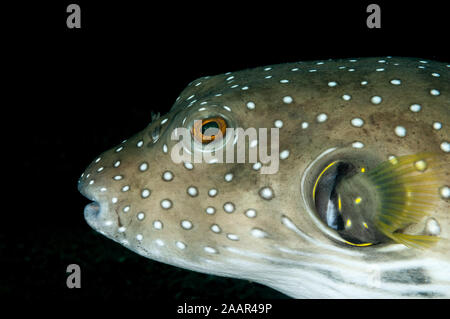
[78,57,449,298]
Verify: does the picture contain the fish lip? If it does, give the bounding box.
[84,201,101,220]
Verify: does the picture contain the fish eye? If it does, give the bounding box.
[191,117,227,144]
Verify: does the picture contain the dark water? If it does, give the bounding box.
[4,1,449,303]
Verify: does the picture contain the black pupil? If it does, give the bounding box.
[202,121,219,136]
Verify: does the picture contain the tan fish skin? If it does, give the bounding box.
[78,57,449,298]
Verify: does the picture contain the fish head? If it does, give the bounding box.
[78,57,449,298]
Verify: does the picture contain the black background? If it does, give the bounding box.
[3,0,449,311]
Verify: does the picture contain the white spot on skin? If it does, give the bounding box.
[283,96,293,104]
[245,209,257,218]
[176,241,186,250]
[95,157,101,163]
[155,239,164,246]
[274,120,283,128]
[351,118,364,127]
[181,220,193,230]
[280,150,290,160]
[301,122,309,129]
[136,234,143,241]
[100,187,107,192]
[431,73,440,77]
[118,226,126,233]
[211,224,221,233]
[97,167,104,172]
[316,113,328,123]
[342,94,351,101]
[440,142,450,153]
[361,81,368,85]
[352,142,365,149]
[246,101,255,110]
[162,171,174,181]
[395,126,407,137]
[139,162,148,172]
[204,247,218,254]
[115,146,124,153]
[153,220,163,230]
[430,89,440,96]
[224,173,233,182]
[439,186,449,199]
[223,202,235,213]
[183,162,194,170]
[251,228,268,238]
[252,162,262,171]
[328,81,338,87]
[111,197,118,204]
[259,187,274,200]
[137,212,145,221]
[280,80,290,84]
[425,218,440,236]
[160,199,172,209]
[161,118,168,124]
[223,105,232,111]
[137,140,144,148]
[227,234,239,241]
[121,185,130,192]
[113,160,121,168]
[187,186,198,197]
[162,144,168,153]
[208,189,218,197]
[390,79,402,85]
[433,122,442,130]
[89,180,94,185]
[113,175,123,181]
[371,96,382,105]
[123,205,130,213]
[206,207,216,215]
[409,104,422,112]
[141,189,151,198]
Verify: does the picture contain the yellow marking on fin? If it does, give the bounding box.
[354,197,362,204]
[361,167,366,173]
[338,194,342,212]
[312,161,337,201]
[363,222,368,229]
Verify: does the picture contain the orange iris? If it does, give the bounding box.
[192,117,227,144]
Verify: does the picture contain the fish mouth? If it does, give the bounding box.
[83,201,104,230]
[84,201,100,219]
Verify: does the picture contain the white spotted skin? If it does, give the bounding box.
[78,57,450,299]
